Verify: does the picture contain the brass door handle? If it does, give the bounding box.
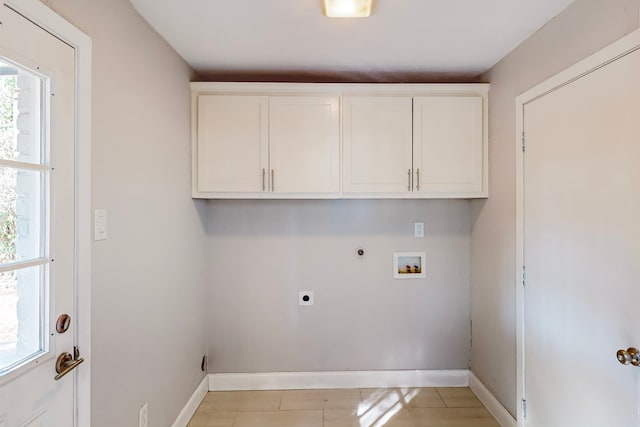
[54,352,85,380]
[616,347,640,366]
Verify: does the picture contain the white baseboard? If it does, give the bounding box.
[469,372,517,427]
[208,370,469,391]
[171,375,209,427]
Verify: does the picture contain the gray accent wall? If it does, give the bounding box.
[47,1,208,426]
[205,200,471,373]
[471,0,640,417]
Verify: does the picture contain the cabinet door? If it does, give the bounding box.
[343,96,413,193]
[413,96,484,195]
[197,95,269,193]
[269,96,340,193]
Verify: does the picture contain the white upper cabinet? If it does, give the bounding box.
[194,93,339,196]
[269,96,340,193]
[342,96,413,193]
[192,83,488,199]
[196,95,268,193]
[413,96,485,196]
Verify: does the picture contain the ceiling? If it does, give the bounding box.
[130,0,575,81]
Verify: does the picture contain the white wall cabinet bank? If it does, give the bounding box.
[191,83,488,199]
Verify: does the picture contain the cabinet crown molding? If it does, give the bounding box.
[191,82,489,96]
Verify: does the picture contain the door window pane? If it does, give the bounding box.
[0,60,42,164]
[0,167,43,263]
[0,265,45,374]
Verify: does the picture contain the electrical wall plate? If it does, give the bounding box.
[93,209,107,241]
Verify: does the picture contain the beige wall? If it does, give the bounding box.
[206,200,471,372]
[47,0,207,426]
[470,0,639,416]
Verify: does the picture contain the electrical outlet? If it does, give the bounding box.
[414,222,425,238]
[299,291,314,306]
[139,402,148,427]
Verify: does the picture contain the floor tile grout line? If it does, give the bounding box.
[434,387,451,408]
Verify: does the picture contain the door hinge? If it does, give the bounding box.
[522,132,526,152]
[522,265,527,287]
[522,399,527,419]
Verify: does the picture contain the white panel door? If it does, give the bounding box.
[197,95,269,193]
[343,96,413,193]
[523,47,640,425]
[269,96,340,193]
[413,96,483,194]
[0,5,77,426]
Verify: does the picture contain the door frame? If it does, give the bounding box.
[1,0,92,425]
[515,28,640,426]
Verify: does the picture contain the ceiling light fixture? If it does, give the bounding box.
[323,0,373,17]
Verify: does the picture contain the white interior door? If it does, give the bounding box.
[0,5,77,426]
[523,46,640,425]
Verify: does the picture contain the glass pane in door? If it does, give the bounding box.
[0,168,43,263]
[0,265,45,374]
[0,60,42,164]
[0,58,48,376]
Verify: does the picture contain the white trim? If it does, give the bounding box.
[0,258,48,273]
[515,27,640,427]
[192,191,488,200]
[208,370,469,391]
[469,372,517,427]
[0,159,49,171]
[516,30,640,105]
[2,1,92,426]
[191,82,489,96]
[515,85,525,426]
[171,376,209,427]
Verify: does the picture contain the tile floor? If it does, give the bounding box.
[187,387,500,427]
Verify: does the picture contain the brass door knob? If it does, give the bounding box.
[616,347,640,366]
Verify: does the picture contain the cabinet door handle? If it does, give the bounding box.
[416,169,420,191]
[262,168,266,191]
[271,169,275,192]
[408,169,412,192]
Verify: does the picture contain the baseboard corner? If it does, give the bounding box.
[171,375,209,427]
[468,372,517,427]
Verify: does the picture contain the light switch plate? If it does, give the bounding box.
[414,222,425,238]
[93,209,107,241]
